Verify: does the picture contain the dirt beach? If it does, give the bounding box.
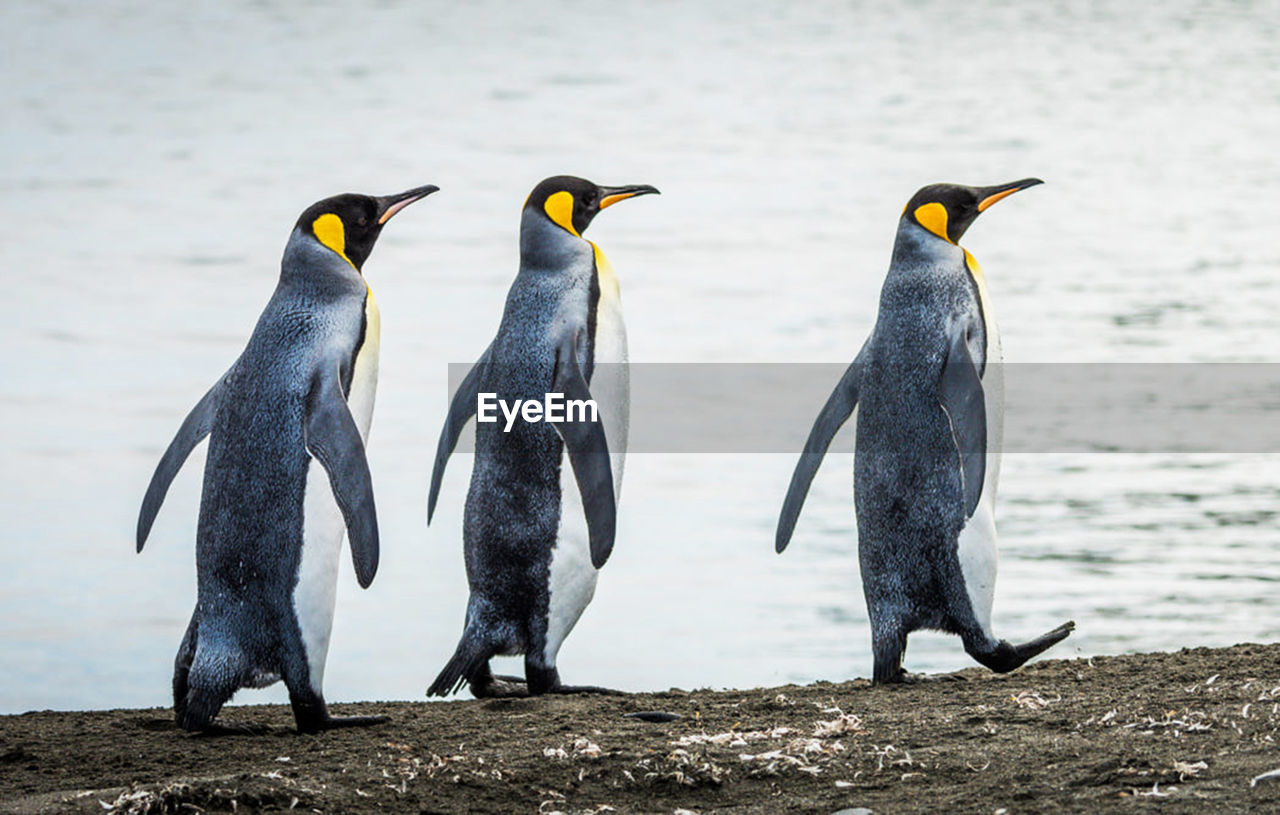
[4,643,1280,813]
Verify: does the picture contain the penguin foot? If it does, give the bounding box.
[874,668,966,685]
[913,672,968,683]
[470,677,530,699]
[290,691,390,734]
[306,714,390,732]
[975,620,1076,674]
[1021,620,1076,653]
[885,670,925,685]
[871,666,911,685]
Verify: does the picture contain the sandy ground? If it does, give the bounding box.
[4,643,1280,813]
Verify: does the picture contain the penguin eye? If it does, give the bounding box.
[356,216,369,228]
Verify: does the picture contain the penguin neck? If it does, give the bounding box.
[890,219,964,269]
[519,211,592,272]
[280,229,368,298]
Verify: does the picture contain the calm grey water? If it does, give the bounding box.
[2,1,1279,714]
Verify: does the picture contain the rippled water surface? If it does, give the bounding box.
[2,1,1279,713]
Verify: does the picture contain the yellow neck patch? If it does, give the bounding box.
[963,248,985,286]
[312,213,354,268]
[543,191,579,236]
[589,241,620,302]
[913,202,952,243]
[964,248,996,338]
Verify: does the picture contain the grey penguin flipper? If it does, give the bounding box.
[427,344,492,524]
[940,323,987,518]
[304,363,379,589]
[136,380,224,552]
[775,345,866,553]
[552,332,616,569]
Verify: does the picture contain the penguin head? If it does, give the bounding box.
[523,175,660,237]
[297,184,439,270]
[902,178,1042,244]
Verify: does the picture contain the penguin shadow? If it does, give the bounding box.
[142,718,279,737]
[130,716,276,736]
[135,715,387,737]
[471,682,662,721]
[477,690,625,715]
[882,671,969,686]
[133,717,182,733]
[181,721,280,737]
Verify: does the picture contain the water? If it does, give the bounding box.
[2,0,1278,714]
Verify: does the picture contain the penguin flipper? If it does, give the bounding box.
[552,334,616,569]
[305,364,379,588]
[775,344,867,553]
[940,323,987,518]
[427,343,492,524]
[136,380,224,552]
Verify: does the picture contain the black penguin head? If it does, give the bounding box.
[523,175,660,236]
[297,184,439,270]
[902,178,1043,244]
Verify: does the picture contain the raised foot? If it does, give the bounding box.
[1018,620,1076,656]
[982,620,1076,674]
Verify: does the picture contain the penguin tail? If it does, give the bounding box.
[427,632,490,698]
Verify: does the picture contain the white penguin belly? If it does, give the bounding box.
[543,247,628,664]
[956,299,1002,636]
[294,292,380,691]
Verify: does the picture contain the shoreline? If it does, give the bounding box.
[4,642,1280,813]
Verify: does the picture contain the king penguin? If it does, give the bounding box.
[775,179,1074,683]
[136,184,438,731]
[425,175,658,698]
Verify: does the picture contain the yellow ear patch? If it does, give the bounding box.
[544,191,579,236]
[312,213,354,267]
[913,202,952,243]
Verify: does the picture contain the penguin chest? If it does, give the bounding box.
[346,287,381,436]
[957,251,1002,633]
[294,290,380,690]
[588,242,630,491]
[541,245,629,664]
